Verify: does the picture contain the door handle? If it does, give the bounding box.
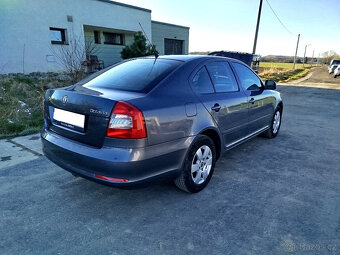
[211,103,221,112]
[249,98,255,104]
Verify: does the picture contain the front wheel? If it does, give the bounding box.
[174,135,216,193]
[262,106,282,138]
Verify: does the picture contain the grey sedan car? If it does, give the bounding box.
[42,55,283,193]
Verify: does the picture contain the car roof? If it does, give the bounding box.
[144,55,242,63]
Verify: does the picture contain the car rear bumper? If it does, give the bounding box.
[41,129,193,187]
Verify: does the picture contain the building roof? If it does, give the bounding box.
[151,20,190,30]
[97,0,151,13]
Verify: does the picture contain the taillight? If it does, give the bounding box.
[106,101,146,139]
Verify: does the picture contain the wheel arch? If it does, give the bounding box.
[199,128,222,160]
[277,101,283,112]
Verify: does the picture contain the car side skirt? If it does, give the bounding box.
[225,125,269,150]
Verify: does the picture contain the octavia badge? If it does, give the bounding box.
[62,95,68,104]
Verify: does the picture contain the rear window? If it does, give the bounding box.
[80,58,182,93]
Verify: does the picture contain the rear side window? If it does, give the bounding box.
[192,67,214,94]
[80,59,182,93]
[206,62,238,93]
[232,62,262,91]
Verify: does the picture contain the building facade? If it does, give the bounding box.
[152,21,190,56]
[0,0,189,74]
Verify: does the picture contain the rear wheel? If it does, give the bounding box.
[262,106,282,138]
[174,135,216,193]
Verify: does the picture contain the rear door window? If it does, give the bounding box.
[206,62,239,93]
[191,67,215,94]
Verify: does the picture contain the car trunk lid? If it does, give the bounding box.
[44,85,145,147]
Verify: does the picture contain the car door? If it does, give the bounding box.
[191,61,249,147]
[231,61,274,134]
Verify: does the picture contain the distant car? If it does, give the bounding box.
[334,65,340,78]
[328,59,340,74]
[41,55,283,193]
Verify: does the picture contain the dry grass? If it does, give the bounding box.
[259,62,306,69]
[259,66,312,83]
[0,77,67,138]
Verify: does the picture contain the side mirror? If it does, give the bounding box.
[265,80,276,90]
[247,84,261,91]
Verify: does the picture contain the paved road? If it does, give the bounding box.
[1,85,340,255]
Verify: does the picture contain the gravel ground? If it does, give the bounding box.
[0,85,339,255]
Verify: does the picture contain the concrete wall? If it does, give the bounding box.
[151,21,189,55]
[0,0,151,73]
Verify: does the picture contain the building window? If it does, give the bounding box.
[50,27,67,44]
[103,32,123,45]
[94,31,101,44]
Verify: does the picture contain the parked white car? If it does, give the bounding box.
[328,59,340,74]
[334,65,340,78]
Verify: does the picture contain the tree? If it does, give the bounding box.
[51,33,98,83]
[121,31,158,59]
[321,50,339,64]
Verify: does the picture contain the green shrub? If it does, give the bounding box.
[121,31,158,59]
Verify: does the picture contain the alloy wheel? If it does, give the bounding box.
[273,111,281,134]
[191,145,213,185]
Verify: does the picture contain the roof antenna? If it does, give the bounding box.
[138,22,159,61]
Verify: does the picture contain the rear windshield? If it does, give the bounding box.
[332,60,340,65]
[79,58,182,93]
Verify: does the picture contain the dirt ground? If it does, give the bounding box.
[287,66,340,89]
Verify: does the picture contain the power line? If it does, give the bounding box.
[265,0,296,37]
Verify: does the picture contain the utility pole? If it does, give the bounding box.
[293,34,300,69]
[303,44,311,68]
[311,50,314,66]
[252,0,263,55]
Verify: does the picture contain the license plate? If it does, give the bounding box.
[53,108,85,129]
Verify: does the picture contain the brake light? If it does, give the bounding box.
[106,101,146,139]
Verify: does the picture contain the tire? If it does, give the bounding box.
[174,135,216,193]
[262,106,282,138]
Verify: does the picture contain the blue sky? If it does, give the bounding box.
[115,0,340,57]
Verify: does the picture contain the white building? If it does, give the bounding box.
[0,0,189,74]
